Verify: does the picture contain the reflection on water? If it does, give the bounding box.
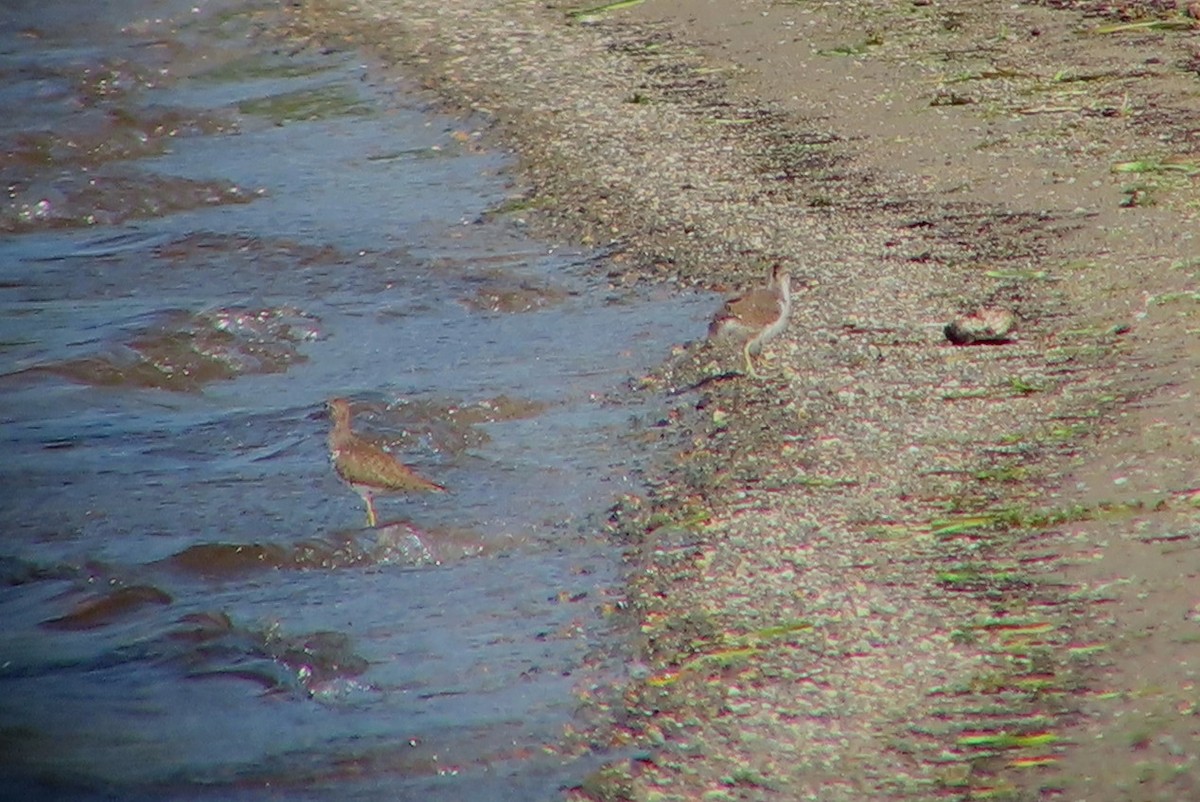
[0,0,714,799]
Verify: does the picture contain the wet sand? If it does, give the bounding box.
[287,1,1200,799]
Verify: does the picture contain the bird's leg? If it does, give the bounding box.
[742,342,762,379]
[359,490,378,528]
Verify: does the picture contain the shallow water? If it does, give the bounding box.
[0,1,713,798]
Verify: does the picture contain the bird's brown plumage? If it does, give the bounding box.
[326,398,445,527]
[708,263,793,377]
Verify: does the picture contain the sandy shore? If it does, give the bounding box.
[287,1,1200,798]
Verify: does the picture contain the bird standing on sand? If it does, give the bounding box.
[326,398,445,527]
[707,262,793,378]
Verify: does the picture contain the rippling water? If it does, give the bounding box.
[0,1,713,798]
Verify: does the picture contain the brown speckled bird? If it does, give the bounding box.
[708,263,793,377]
[326,398,445,527]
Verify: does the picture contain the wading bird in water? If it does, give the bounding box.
[326,398,445,527]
